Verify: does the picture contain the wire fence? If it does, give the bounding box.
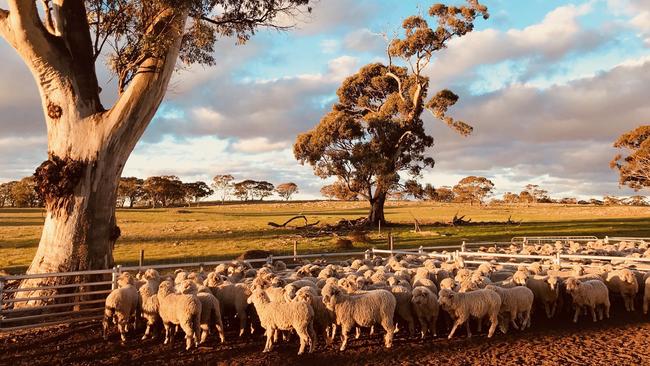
[1,235,649,333]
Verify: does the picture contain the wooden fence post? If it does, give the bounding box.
[293,240,298,262]
[139,250,145,268]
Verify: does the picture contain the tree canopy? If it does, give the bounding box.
[453,176,494,205]
[294,1,488,224]
[611,125,650,191]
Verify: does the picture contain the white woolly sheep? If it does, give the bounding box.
[514,274,559,318]
[565,277,610,323]
[603,268,638,312]
[157,280,202,350]
[179,280,226,344]
[103,272,141,342]
[293,286,336,345]
[321,284,396,351]
[484,284,533,333]
[391,285,415,335]
[410,286,439,340]
[204,272,251,337]
[139,269,161,340]
[438,288,501,339]
[247,289,316,355]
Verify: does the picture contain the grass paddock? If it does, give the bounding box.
[2,201,650,273]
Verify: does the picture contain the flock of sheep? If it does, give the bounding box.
[102,239,650,354]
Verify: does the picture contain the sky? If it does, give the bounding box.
[1,0,650,200]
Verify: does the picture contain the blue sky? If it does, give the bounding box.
[1,0,650,200]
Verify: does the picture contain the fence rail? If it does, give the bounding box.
[2,234,650,333]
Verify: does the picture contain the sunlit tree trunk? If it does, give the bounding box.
[0,3,188,304]
[368,191,387,226]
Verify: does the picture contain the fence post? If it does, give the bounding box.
[293,240,298,262]
[604,236,609,244]
[111,266,120,290]
[418,245,423,254]
[555,252,561,266]
[266,255,273,266]
[461,241,466,252]
[388,233,394,253]
[139,250,145,269]
[0,277,4,329]
[364,249,371,260]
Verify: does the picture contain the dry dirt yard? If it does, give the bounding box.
[1,306,649,366]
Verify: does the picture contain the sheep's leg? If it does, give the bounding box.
[643,296,648,315]
[381,319,394,348]
[465,320,472,338]
[420,319,428,340]
[370,325,375,335]
[629,296,636,312]
[200,324,209,344]
[355,327,361,339]
[102,316,110,340]
[331,324,337,343]
[340,325,351,351]
[476,318,482,333]
[590,306,597,322]
[487,314,498,338]
[550,302,557,318]
[117,322,127,343]
[509,312,519,330]
[430,315,438,337]
[573,307,580,323]
[263,329,273,353]
[522,310,531,329]
[215,320,226,343]
[163,323,172,345]
[307,322,317,353]
[604,300,610,319]
[448,317,465,340]
[296,326,311,355]
[237,308,248,337]
[180,321,196,350]
[597,306,604,321]
[544,303,552,318]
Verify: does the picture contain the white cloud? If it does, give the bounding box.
[232,137,289,153]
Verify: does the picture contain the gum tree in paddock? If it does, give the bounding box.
[611,125,650,190]
[294,1,488,226]
[0,0,311,300]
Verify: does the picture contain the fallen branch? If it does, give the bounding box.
[268,215,320,229]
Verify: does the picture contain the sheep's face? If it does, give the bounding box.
[439,278,456,290]
[284,284,297,300]
[270,277,285,288]
[294,287,313,303]
[117,272,135,288]
[144,269,160,281]
[547,276,559,291]
[174,271,188,285]
[274,261,287,272]
[247,289,268,305]
[411,288,431,306]
[321,285,342,311]
[158,281,175,297]
[512,271,528,286]
[179,279,198,295]
[565,278,579,292]
[623,270,637,284]
[437,289,455,309]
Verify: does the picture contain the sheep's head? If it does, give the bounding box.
[437,288,456,309]
[144,268,160,281]
[547,276,559,291]
[247,289,269,305]
[158,280,175,297]
[179,279,198,295]
[204,272,224,287]
[321,284,342,311]
[622,269,637,284]
[283,284,298,301]
[565,277,580,292]
[439,277,456,290]
[512,270,528,286]
[350,259,363,270]
[117,272,135,288]
[294,286,314,303]
[174,271,188,285]
[274,261,287,272]
[459,279,477,293]
[338,277,358,293]
[270,276,285,288]
[251,276,270,291]
[477,263,494,275]
[411,287,434,306]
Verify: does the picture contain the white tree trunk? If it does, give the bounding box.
[0,3,189,305]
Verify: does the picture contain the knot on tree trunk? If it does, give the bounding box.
[110,225,121,241]
[47,102,63,119]
[34,155,87,212]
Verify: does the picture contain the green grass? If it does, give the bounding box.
[2,201,650,273]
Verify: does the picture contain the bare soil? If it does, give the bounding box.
[1,307,649,366]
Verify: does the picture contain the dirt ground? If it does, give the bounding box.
[1,307,650,366]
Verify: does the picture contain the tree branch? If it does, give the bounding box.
[0,8,11,42]
[106,8,189,157]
